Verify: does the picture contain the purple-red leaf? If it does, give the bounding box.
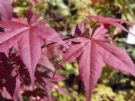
[86,15,135,36]
[60,24,135,101]
[0,10,65,84]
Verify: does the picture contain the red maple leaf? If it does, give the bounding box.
[86,15,135,35]
[59,24,135,101]
[0,52,22,101]
[0,10,65,84]
[0,0,12,20]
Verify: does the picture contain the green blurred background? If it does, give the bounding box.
[12,0,135,101]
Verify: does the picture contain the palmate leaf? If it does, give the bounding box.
[0,0,12,20]
[0,51,66,101]
[0,10,65,85]
[0,52,22,101]
[59,24,135,101]
[86,15,135,36]
[34,66,67,101]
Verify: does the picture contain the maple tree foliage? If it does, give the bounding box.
[0,0,135,101]
[59,20,135,101]
[86,16,134,35]
[0,9,66,85]
[0,50,67,101]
